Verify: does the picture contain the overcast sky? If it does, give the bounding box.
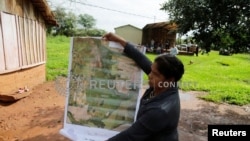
[48,0,169,32]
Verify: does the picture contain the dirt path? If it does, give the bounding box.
[0,81,249,141]
[179,91,250,141]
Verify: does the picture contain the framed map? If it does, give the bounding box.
[60,37,145,141]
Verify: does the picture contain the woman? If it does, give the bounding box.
[103,33,184,141]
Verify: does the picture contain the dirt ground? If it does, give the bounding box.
[0,81,249,141]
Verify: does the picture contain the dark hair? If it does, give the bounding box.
[154,54,184,82]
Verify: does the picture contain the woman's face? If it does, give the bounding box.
[148,62,166,89]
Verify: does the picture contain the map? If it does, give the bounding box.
[60,37,144,141]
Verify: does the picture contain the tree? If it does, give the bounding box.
[49,6,106,37]
[62,12,77,36]
[161,0,250,53]
[46,6,66,35]
[78,14,96,31]
[51,7,77,36]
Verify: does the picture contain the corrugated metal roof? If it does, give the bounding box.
[30,0,57,26]
[143,22,177,30]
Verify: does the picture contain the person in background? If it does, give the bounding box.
[102,32,185,141]
[187,40,193,52]
[169,46,179,56]
[150,39,155,48]
[165,40,170,49]
[195,45,199,56]
[156,45,162,54]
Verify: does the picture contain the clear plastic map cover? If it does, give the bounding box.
[60,37,145,141]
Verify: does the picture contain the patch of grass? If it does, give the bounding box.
[144,52,250,105]
[46,36,250,105]
[46,35,70,80]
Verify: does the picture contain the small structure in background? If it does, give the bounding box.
[176,43,199,56]
[142,22,177,54]
[219,48,233,56]
[114,24,142,45]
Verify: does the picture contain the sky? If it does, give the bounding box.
[47,0,169,32]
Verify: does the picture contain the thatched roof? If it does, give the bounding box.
[143,22,177,31]
[30,0,57,26]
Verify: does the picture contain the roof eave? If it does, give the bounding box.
[30,0,58,26]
